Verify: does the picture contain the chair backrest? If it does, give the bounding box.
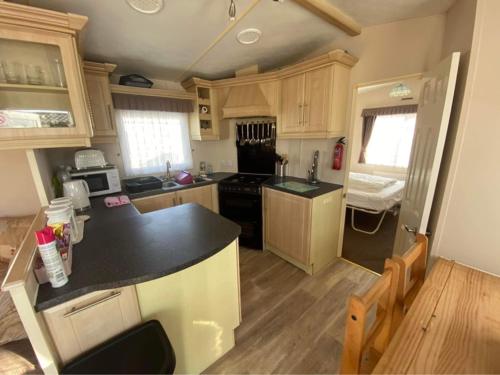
[340,259,400,374]
[392,234,428,331]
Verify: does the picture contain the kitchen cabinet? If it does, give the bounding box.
[132,191,176,214]
[83,61,117,144]
[263,187,342,274]
[0,2,93,150]
[264,188,311,265]
[176,185,214,211]
[132,184,218,214]
[280,74,305,134]
[42,285,141,364]
[183,81,228,141]
[278,64,351,139]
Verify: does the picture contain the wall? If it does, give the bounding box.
[349,78,420,181]
[192,14,446,184]
[431,0,500,275]
[0,150,41,217]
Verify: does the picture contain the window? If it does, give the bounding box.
[365,113,417,168]
[115,109,193,176]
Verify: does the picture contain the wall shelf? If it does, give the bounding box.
[0,83,68,93]
[109,84,195,101]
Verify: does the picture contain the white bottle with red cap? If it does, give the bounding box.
[35,226,68,288]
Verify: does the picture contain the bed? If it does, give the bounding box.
[347,173,405,235]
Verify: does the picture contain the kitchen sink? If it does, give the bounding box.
[162,181,180,190]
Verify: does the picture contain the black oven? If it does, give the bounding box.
[218,189,263,249]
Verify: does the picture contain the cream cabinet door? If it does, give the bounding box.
[280,74,305,134]
[264,188,311,265]
[85,72,116,137]
[132,192,176,214]
[303,66,332,134]
[176,185,213,211]
[42,286,141,364]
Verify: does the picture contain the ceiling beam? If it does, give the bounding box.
[177,0,261,81]
[292,0,362,36]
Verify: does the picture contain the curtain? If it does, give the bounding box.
[358,104,418,163]
[361,104,418,117]
[115,109,193,177]
[113,93,193,113]
[358,115,376,163]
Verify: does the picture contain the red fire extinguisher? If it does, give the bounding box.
[332,138,345,170]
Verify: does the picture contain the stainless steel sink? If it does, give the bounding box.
[162,181,180,190]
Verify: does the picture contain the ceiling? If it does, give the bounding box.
[23,0,456,82]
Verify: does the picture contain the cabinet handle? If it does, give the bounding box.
[106,105,114,129]
[63,291,121,318]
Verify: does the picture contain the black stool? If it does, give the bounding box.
[61,320,176,374]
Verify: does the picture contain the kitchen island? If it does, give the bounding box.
[2,199,241,374]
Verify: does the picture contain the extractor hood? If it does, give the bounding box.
[222,83,272,118]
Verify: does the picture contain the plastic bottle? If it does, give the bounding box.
[35,227,68,288]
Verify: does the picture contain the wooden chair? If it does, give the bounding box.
[391,233,428,333]
[340,259,400,374]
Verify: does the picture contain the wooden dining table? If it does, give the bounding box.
[373,258,500,374]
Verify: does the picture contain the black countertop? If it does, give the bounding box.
[35,199,241,311]
[126,172,235,199]
[262,176,343,198]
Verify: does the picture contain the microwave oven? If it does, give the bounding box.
[70,166,121,197]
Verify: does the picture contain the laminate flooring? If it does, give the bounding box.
[204,247,378,374]
[342,208,398,273]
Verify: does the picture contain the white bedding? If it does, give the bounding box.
[349,172,397,192]
[347,180,405,211]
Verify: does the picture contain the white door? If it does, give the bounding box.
[393,53,460,255]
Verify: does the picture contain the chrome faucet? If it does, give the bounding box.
[165,160,172,180]
[307,150,320,184]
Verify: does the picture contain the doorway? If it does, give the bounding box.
[341,76,422,273]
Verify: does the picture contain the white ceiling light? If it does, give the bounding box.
[126,0,163,14]
[389,83,412,98]
[237,28,262,45]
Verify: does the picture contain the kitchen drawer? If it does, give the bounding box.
[42,285,141,364]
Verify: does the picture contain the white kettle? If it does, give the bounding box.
[63,180,91,211]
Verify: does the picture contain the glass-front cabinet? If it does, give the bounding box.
[0,2,92,149]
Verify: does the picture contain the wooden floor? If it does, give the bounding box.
[205,247,379,374]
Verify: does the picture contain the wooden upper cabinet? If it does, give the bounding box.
[0,2,93,150]
[278,64,352,139]
[83,62,117,143]
[303,66,332,134]
[280,74,305,134]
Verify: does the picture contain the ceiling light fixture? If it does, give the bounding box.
[236,28,262,45]
[229,0,236,21]
[389,83,412,98]
[126,0,163,14]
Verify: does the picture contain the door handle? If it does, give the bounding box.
[403,225,417,234]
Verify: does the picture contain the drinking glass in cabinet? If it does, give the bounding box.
[0,38,75,129]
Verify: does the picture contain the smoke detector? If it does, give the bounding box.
[237,28,262,45]
[126,0,163,14]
